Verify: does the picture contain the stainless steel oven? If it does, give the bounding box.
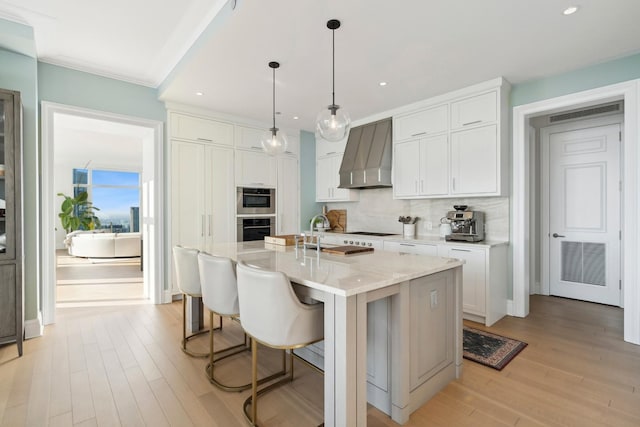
[237,216,276,242]
[237,187,276,215]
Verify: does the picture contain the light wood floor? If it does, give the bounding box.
[1,295,639,426]
[56,250,145,307]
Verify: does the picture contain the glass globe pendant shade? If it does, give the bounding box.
[261,128,288,156]
[316,105,350,142]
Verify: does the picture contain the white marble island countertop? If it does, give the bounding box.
[207,240,464,297]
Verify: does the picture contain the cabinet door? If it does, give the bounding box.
[170,113,234,145]
[450,91,497,130]
[235,150,277,188]
[447,247,486,316]
[235,125,266,151]
[331,155,353,201]
[316,135,347,157]
[450,124,497,195]
[284,133,300,157]
[315,156,334,202]
[394,104,448,141]
[420,135,449,196]
[277,156,299,234]
[205,145,235,248]
[383,241,438,256]
[0,264,16,340]
[171,141,207,250]
[392,140,420,197]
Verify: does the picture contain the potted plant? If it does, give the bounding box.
[57,191,101,233]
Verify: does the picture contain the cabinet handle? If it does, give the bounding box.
[251,146,262,150]
[411,131,427,137]
[251,182,265,186]
[452,177,456,191]
[452,248,471,252]
[208,214,212,236]
[326,151,337,155]
[462,120,482,126]
[197,137,213,142]
[201,215,205,237]
[400,243,415,247]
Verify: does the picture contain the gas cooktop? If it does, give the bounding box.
[348,231,397,237]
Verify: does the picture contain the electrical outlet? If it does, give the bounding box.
[425,221,433,231]
[430,289,438,309]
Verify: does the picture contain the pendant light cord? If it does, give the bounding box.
[331,27,336,107]
[272,65,276,131]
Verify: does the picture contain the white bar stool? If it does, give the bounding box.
[236,261,324,426]
[198,252,286,392]
[172,245,221,358]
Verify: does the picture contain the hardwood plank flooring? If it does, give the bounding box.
[1,295,639,426]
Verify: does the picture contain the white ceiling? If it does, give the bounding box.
[2,0,640,133]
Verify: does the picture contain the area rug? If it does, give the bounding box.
[463,326,527,371]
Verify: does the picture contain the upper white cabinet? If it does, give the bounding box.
[235,125,264,151]
[450,91,497,130]
[235,150,277,188]
[170,112,234,146]
[394,105,448,142]
[393,135,448,198]
[392,78,509,199]
[315,135,359,202]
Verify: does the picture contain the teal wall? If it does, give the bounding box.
[299,130,322,231]
[512,52,640,106]
[0,48,38,320]
[38,63,166,121]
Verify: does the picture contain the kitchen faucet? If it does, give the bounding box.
[309,214,330,238]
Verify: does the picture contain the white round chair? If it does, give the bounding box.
[172,245,220,358]
[198,252,286,392]
[236,260,324,426]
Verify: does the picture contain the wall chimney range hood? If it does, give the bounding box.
[338,117,392,189]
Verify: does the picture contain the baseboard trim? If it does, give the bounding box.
[25,313,44,339]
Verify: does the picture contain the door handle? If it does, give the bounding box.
[552,233,566,238]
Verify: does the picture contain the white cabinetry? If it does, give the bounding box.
[235,150,277,188]
[393,135,448,198]
[277,156,299,234]
[235,125,264,151]
[316,154,359,202]
[394,104,448,142]
[392,78,509,199]
[170,112,233,146]
[383,240,438,256]
[171,141,235,255]
[437,243,507,326]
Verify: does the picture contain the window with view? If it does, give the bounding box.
[73,168,140,232]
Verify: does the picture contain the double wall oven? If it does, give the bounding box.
[236,187,276,242]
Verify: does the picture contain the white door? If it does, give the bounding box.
[547,123,621,306]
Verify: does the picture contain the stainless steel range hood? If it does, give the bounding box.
[338,117,392,189]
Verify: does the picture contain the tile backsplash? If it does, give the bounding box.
[325,188,509,241]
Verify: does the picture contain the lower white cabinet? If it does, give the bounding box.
[383,241,438,256]
[383,240,508,326]
[437,243,507,326]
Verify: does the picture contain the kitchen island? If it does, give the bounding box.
[206,241,464,426]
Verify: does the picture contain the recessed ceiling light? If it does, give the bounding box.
[293,116,299,120]
[195,91,203,96]
[379,81,388,86]
[563,5,579,15]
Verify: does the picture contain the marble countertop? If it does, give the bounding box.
[318,231,509,248]
[207,241,464,297]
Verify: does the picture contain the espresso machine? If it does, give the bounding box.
[445,205,485,242]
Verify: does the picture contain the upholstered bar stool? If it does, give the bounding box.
[172,245,220,358]
[236,261,324,426]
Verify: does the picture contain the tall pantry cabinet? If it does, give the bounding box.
[0,89,23,356]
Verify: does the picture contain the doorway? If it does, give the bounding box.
[41,102,166,324]
[511,79,640,345]
[541,116,622,306]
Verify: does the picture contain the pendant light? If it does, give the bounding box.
[261,61,288,156]
[316,19,351,142]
